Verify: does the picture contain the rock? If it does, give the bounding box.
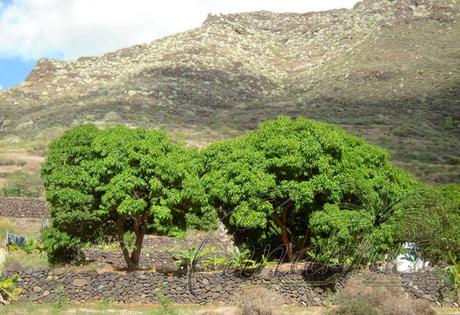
[103,111,120,121]
[16,120,34,130]
[72,278,89,287]
[33,286,42,293]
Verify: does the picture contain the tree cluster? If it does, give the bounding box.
[41,117,459,269]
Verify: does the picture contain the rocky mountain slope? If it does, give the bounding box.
[0,0,459,183]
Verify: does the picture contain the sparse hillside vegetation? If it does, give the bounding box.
[0,0,458,184]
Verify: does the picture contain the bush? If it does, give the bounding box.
[40,227,81,265]
[333,299,378,315]
[442,116,454,130]
[398,183,460,263]
[1,171,43,197]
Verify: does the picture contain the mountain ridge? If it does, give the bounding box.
[0,0,459,183]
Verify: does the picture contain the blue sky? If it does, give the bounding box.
[0,0,359,89]
[0,0,36,88]
[0,0,32,89]
[0,57,35,88]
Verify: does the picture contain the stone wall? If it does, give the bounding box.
[5,268,454,306]
[401,270,451,303]
[0,198,49,218]
[8,269,347,306]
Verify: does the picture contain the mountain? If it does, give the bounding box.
[0,0,459,184]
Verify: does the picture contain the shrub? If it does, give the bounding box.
[446,253,460,303]
[1,171,43,197]
[0,275,22,303]
[172,246,211,272]
[398,183,460,263]
[229,247,267,273]
[40,227,82,265]
[442,116,454,130]
[332,299,378,315]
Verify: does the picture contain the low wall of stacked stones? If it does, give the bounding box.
[7,269,347,306]
[5,268,453,306]
[0,197,49,218]
[401,270,451,303]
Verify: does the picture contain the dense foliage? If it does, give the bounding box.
[40,117,458,270]
[201,117,415,264]
[398,183,460,263]
[41,125,215,269]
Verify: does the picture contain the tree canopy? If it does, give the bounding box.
[41,124,215,269]
[201,116,415,264]
[41,117,456,269]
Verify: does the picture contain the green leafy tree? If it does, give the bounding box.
[201,117,414,263]
[41,125,215,269]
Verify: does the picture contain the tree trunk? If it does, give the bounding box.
[129,212,148,270]
[274,202,293,262]
[116,216,136,270]
[300,228,310,255]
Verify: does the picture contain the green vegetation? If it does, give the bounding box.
[41,124,215,269]
[446,253,460,303]
[398,184,460,263]
[201,117,414,264]
[172,246,211,273]
[229,247,267,272]
[1,0,459,185]
[39,117,459,271]
[0,171,43,198]
[0,275,21,304]
[0,219,49,269]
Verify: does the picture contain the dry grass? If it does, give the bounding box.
[331,272,434,315]
[236,287,285,315]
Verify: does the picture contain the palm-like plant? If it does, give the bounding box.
[172,246,211,272]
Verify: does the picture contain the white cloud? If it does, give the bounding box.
[0,0,360,60]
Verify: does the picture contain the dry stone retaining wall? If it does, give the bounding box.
[9,269,346,306]
[4,268,454,306]
[401,270,451,303]
[0,197,49,218]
